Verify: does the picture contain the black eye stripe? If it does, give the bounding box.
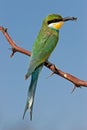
[47,19,62,25]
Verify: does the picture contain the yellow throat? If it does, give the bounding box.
[48,21,64,30]
[53,21,64,30]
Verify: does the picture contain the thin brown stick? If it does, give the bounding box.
[0,26,87,89]
[0,26,31,57]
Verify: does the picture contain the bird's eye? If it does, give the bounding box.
[47,19,62,25]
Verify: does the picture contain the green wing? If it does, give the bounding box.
[26,29,58,78]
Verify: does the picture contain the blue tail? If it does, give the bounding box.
[23,64,43,120]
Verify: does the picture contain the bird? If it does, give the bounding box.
[23,14,77,120]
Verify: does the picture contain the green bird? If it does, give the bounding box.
[23,14,76,120]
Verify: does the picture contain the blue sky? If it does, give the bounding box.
[0,0,87,130]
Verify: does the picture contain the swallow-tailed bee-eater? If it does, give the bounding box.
[23,14,77,120]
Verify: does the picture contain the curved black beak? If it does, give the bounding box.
[63,17,77,22]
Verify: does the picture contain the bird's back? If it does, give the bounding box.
[27,24,59,77]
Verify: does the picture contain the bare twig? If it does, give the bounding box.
[0,26,31,57]
[0,26,87,88]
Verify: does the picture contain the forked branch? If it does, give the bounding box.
[0,26,87,89]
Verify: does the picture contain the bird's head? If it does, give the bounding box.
[43,14,77,31]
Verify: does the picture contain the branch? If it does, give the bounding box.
[0,26,87,90]
[0,26,31,57]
